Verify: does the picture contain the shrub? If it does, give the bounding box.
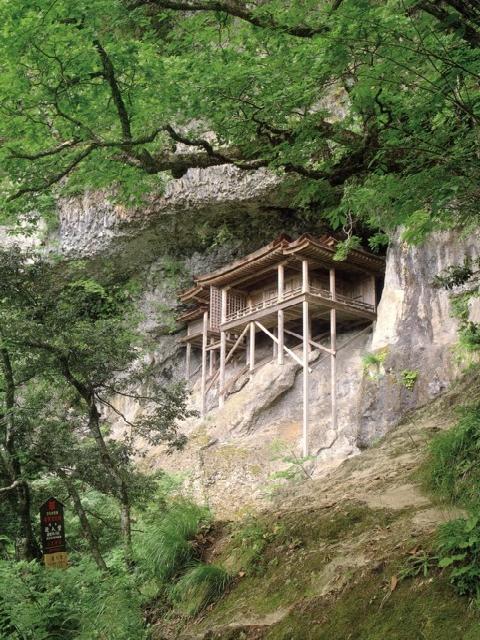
[436,513,480,597]
[170,563,231,617]
[137,500,210,582]
[362,350,387,378]
[400,369,418,390]
[424,404,480,508]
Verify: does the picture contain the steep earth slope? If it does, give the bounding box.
[153,370,480,640]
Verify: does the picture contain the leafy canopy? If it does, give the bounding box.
[0,0,479,243]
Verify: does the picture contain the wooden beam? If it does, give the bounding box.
[219,288,228,408]
[278,310,284,365]
[209,337,214,377]
[201,310,208,417]
[255,320,311,370]
[330,268,337,435]
[226,324,249,365]
[249,322,256,372]
[303,299,310,457]
[284,328,334,355]
[329,267,336,301]
[185,341,191,380]
[278,263,284,365]
[370,274,377,312]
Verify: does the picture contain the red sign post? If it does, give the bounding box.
[40,497,68,569]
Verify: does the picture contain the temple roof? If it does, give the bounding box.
[180,234,384,303]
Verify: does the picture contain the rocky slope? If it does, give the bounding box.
[152,369,480,640]
[3,171,477,519]
[139,229,479,516]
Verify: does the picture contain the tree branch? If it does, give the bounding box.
[130,0,331,37]
[0,479,23,494]
[8,144,97,201]
[94,40,132,142]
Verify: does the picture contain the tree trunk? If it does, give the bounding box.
[57,469,108,572]
[58,356,134,565]
[86,401,133,564]
[0,347,41,561]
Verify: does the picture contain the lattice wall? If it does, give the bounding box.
[227,291,246,318]
[210,287,222,330]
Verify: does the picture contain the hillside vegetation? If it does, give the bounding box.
[150,368,480,639]
[1,0,480,637]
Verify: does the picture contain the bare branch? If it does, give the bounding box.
[0,479,23,494]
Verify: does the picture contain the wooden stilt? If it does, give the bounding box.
[302,260,309,293]
[209,337,214,377]
[278,263,284,365]
[278,310,284,365]
[302,299,310,457]
[249,322,255,372]
[273,328,278,360]
[330,268,337,434]
[370,274,377,312]
[201,310,208,417]
[219,288,228,408]
[185,342,191,380]
[255,321,309,369]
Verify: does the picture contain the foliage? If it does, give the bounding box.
[397,549,438,581]
[436,513,480,598]
[424,404,480,600]
[435,258,480,354]
[267,439,314,494]
[137,500,211,582]
[0,0,478,247]
[0,246,193,564]
[433,259,477,290]
[170,563,231,617]
[400,369,418,391]
[0,558,147,640]
[362,349,387,379]
[424,404,480,509]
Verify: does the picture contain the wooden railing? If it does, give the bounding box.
[224,285,374,323]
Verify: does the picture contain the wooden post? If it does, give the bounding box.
[219,289,227,408]
[278,263,284,365]
[201,310,208,417]
[329,268,337,434]
[370,274,377,312]
[302,260,309,293]
[272,328,278,359]
[302,299,310,457]
[329,268,336,301]
[249,322,255,372]
[209,337,214,377]
[185,342,191,380]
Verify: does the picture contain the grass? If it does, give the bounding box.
[265,567,480,640]
[170,563,231,617]
[423,403,480,508]
[138,501,211,582]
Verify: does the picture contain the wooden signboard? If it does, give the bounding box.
[40,497,68,569]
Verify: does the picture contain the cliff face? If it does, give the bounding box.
[358,231,480,446]
[136,230,478,517]
[3,171,475,518]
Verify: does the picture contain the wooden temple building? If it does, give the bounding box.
[178,234,385,455]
